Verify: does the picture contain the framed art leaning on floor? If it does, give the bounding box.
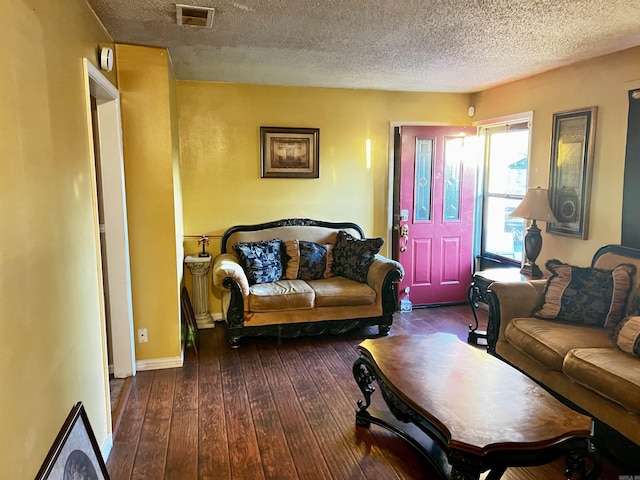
[36,402,110,480]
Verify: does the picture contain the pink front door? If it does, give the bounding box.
[397,126,478,306]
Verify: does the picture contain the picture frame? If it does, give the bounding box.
[546,106,597,239]
[36,402,110,480]
[260,126,319,178]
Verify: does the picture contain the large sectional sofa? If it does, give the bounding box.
[212,218,404,347]
[486,244,640,467]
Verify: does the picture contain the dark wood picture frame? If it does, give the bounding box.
[36,402,110,480]
[181,286,200,354]
[547,106,597,239]
[260,126,319,178]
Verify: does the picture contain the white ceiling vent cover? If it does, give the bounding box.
[176,4,215,28]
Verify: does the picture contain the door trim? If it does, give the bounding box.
[84,59,136,381]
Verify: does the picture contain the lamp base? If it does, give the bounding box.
[520,262,543,278]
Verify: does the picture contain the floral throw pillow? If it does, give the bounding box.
[331,230,384,283]
[298,241,330,280]
[233,238,283,285]
[533,259,636,328]
[283,240,333,280]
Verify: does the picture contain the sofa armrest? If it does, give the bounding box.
[212,253,250,297]
[367,255,404,314]
[486,279,546,353]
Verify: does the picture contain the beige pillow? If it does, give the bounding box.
[283,239,300,279]
[615,316,640,357]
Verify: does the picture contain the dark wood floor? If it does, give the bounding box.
[106,305,625,479]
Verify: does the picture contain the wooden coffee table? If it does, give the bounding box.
[352,333,598,479]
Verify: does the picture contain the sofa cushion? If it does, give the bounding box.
[505,317,616,372]
[533,259,636,328]
[307,276,376,307]
[614,316,640,357]
[563,347,640,415]
[331,230,384,283]
[248,280,314,312]
[233,238,284,285]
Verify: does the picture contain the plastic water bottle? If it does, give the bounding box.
[400,287,413,312]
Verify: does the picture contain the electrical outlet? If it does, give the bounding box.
[137,328,148,343]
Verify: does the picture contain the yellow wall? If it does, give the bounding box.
[177,82,472,314]
[1,0,115,477]
[116,44,183,362]
[473,46,640,266]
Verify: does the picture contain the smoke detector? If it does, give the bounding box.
[176,4,215,28]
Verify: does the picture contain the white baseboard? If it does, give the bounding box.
[101,432,113,461]
[136,355,183,371]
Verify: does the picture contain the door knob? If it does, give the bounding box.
[400,225,409,252]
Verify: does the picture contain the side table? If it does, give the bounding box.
[468,267,531,345]
[184,254,214,329]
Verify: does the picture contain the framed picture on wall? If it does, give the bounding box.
[36,402,110,480]
[547,106,597,239]
[260,126,320,178]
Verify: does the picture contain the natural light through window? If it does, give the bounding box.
[481,122,530,264]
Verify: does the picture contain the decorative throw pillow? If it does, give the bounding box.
[533,259,636,328]
[614,316,640,357]
[233,238,283,285]
[331,230,384,283]
[282,239,300,279]
[282,240,334,280]
[298,241,330,280]
[625,289,640,316]
[323,243,334,279]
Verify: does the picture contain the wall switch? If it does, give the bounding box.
[137,328,148,343]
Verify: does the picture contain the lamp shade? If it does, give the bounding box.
[510,187,558,223]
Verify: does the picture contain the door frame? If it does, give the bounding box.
[84,59,136,379]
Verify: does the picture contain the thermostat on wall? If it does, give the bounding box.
[100,47,114,72]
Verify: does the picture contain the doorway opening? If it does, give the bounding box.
[84,60,136,429]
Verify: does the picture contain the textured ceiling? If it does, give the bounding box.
[87,0,640,93]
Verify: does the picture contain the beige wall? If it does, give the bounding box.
[472,46,640,266]
[116,44,183,362]
[1,0,115,477]
[177,82,472,315]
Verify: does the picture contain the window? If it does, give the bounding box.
[479,117,531,267]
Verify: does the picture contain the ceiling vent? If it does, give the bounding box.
[176,4,215,28]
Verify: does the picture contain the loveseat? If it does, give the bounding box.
[212,218,404,347]
[486,244,640,466]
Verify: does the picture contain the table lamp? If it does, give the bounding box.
[510,187,558,278]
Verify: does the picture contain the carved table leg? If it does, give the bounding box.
[564,442,601,480]
[353,357,376,427]
[467,282,487,345]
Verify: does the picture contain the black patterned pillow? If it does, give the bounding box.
[298,241,329,280]
[614,316,640,357]
[533,259,636,328]
[233,238,283,285]
[331,230,384,283]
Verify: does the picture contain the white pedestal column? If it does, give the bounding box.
[184,255,214,329]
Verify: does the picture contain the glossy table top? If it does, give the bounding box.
[357,333,592,455]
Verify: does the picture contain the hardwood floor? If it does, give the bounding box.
[106,305,625,479]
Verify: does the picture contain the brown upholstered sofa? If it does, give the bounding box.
[212,218,404,347]
[486,244,640,465]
